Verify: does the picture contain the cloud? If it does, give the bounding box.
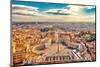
[65,5,95,22]
[12,4,95,23]
[67,5,82,12]
[66,5,87,15]
[42,5,95,23]
[12,4,48,17]
[86,6,95,9]
[12,4,47,22]
[12,4,40,16]
[66,5,95,15]
[12,4,39,11]
[43,5,89,15]
[43,9,71,15]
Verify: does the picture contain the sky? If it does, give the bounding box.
[12,0,96,23]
